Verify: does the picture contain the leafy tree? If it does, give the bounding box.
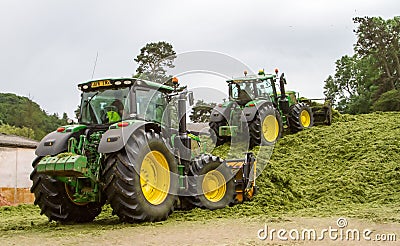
[324,55,378,113]
[134,41,176,84]
[354,16,400,93]
[189,100,216,123]
[324,16,400,114]
[372,89,400,111]
[0,93,68,140]
[0,124,35,139]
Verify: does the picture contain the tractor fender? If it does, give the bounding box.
[98,121,158,154]
[35,131,75,157]
[241,101,274,122]
[210,105,231,122]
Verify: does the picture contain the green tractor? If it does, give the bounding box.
[30,77,257,223]
[209,69,332,147]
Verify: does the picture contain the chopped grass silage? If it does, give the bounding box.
[248,112,400,217]
[211,112,400,219]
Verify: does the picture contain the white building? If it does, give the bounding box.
[0,133,38,204]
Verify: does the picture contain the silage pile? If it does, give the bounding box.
[215,112,400,214]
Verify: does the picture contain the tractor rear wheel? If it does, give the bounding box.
[288,102,314,133]
[209,121,228,146]
[248,104,282,148]
[185,154,235,210]
[30,157,103,223]
[102,129,178,222]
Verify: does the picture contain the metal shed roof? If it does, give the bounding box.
[0,133,38,149]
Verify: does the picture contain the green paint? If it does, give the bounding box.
[57,124,87,133]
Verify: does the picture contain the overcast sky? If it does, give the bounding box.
[0,0,398,119]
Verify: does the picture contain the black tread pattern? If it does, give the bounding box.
[248,104,282,148]
[30,157,103,223]
[288,102,314,133]
[183,154,236,210]
[102,129,177,222]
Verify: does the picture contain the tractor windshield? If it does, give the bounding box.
[80,87,130,125]
[230,79,273,100]
[230,82,255,101]
[256,79,274,99]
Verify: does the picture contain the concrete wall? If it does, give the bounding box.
[0,147,36,204]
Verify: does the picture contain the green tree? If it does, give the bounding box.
[372,89,400,111]
[134,41,176,84]
[324,16,400,114]
[189,100,216,123]
[354,16,400,93]
[0,124,35,139]
[0,93,68,140]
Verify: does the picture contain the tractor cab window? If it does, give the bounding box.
[230,82,255,100]
[256,79,273,100]
[80,87,131,125]
[230,82,255,105]
[135,88,166,124]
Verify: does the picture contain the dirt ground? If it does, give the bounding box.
[1,217,399,246]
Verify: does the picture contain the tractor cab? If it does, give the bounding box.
[78,78,174,126]
[227,73,275,106]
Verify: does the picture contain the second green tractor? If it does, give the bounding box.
[209,69,332,147]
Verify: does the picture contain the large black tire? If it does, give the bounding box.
[184,154,235,210]
[248,104,283,148]
[102,129,178,222]
[30,157,103,223]
[209,121,228,146]
[288,102,314,133]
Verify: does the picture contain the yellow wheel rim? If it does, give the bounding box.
[140,151,170,205]
[300,110,311,127]
[202,170,226,202]
[262,115,279,142]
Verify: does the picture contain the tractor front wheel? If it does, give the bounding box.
[185,154,235,210]
[248,104,282,148]
[30,157,103,223]
[288,102,314,133]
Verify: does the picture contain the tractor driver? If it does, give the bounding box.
[105,99,124,123]
[237,83,253,105]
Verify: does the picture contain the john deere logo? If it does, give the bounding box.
[91,80,111,88]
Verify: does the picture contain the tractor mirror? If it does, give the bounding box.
[280,73,287,84]
[188,91,194,106]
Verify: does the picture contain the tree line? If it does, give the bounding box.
[0,93,68,140]
[324,16,400,114]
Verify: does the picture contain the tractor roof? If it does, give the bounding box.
[226,74,275,83]
[77,78,174,93]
